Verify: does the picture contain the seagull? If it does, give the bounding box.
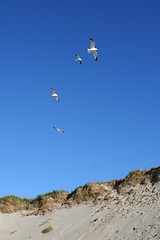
[75,54,82,64]
[53,126,65,133]
[51,87,60,102]
[87,38,98,61]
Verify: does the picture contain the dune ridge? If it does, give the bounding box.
[0,166,160,239]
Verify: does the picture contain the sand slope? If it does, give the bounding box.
[0,182,160,240]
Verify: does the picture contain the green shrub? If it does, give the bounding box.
[42,226,53,234]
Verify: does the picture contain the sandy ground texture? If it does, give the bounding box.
[0,182,160,240]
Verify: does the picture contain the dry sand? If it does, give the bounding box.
[0,182,160,240]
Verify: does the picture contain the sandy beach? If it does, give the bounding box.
[0,180,160,240]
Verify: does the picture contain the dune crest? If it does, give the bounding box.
[0,166,160,240]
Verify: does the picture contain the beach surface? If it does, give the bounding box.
[0,182,160,240]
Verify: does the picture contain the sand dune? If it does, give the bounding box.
[0,167,160,239]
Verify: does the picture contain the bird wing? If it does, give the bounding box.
[56,96,60,102]
[92,50,98,61]
[90,38,95,48]
[51,88,56,95]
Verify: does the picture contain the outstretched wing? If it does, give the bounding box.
[90,38,95,49]
[54,95,60,102]
[51,88,56,95]
[92,50,98,61]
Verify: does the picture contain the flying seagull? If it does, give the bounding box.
[87,38,98,61]
[51,87,60,102]
[75,54,82,64]
[53,126,65,133]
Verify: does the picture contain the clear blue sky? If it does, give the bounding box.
[0,0,160,198]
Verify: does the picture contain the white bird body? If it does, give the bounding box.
[87,38,98,61]
[51,88,60,102]
[87,47,98,53]
[75,54,82,64]
[53,126,65,133]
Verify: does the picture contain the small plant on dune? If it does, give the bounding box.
[128,169,141,176]
[42,226,53,234]
[10,230,17,234]
[33,190,69,200]
[151,168,160,183]
[0,195,32,208]
[0,195,31,204]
